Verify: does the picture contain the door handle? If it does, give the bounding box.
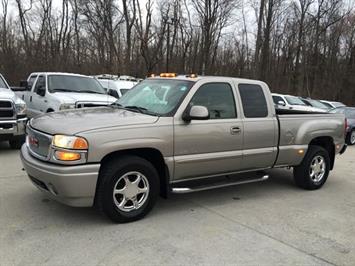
[230,126,241,134]
[30,96,32,102]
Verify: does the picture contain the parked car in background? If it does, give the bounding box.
[330,107,355,145]
[15,72,117,118]
[21,74,346,223]
[97,79,136,98]
[272,93,326,112]
[0,74,27,149]
[300,98,331,111]
[320,100,346,109]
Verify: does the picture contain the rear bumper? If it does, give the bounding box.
[20,144,100,207]
[0,117,27,138]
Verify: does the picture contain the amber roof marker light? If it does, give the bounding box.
[186,74,198,78]
[160,73,177,78]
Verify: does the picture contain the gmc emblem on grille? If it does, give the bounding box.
[28,136,39,147]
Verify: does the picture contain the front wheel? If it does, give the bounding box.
[293,145,330,190]
[96,155,160,223]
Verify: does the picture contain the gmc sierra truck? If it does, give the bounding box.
[15,72,117,118]
[0,74,27,149]
[20,74,347,223]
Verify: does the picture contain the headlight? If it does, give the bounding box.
[52,135,88,150]
[59,104,75,110]
[52,135,88,162]
[16,103,26,115]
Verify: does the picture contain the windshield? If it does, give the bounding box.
[115,79,195,116]
[308,99,329,109]
[48,75,106,94]
[0,76,8,89]
[332,102,345,108]
[329,108,345,114]
[285,96,306,106]
[346,109,355,118]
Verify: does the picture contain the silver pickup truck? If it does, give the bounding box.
[20,75,347,222]
[0,74,27,149]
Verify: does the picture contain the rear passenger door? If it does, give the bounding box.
[237,83,278,170]
[173,80,243,181]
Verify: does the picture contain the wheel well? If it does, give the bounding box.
[47,108,54,113]
[99,148,170,198]
[309,137,335,170]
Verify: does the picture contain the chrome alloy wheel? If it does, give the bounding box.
[351,131,355,145]
[113,171,150,212]
[309,155,326,183]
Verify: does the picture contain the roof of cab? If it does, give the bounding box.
[147,75,266,85]
[29,72,94,78]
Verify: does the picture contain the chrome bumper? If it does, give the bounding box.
[20,144,100,207]
[0,117,27,136]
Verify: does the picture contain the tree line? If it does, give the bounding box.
[0,0,355,104]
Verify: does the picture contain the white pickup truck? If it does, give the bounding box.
[15,72,117,118]
[0,74,27,149]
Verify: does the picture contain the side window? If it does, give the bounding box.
[34,75,45,93]
[272,96,285,105]
[238,84,268,118]
[190,83,237,119]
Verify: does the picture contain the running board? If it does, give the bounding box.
[171,175,269,194]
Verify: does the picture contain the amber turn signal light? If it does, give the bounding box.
[54,151,81,161]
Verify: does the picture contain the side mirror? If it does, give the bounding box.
[182,105,210,122]
[278,100,286,106]
[36,86,46,97]
[108,89,119,98]
[19,80,30,91]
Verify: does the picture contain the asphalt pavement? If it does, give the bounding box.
[0,142,354,265]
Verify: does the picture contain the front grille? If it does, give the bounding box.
[0,101,12,108]
[76,102,108,108]
[0,100,14,119]
[0,110,14,117]
[27,126,52,159]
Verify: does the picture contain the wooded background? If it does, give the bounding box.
[0,0,355,104]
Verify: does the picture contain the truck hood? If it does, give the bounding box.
[53,92,117,104]
[0,87,15,100]
[30,107,159,135]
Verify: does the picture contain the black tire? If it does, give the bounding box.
[9,136,25,149]
[346,130,355,145]
[293,145,330,190]
[96,155,160,223]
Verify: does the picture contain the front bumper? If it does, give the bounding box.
[0,117,27,137]
[20,144,100,207]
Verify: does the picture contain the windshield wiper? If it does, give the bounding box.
[77,90,105,94]
[124,105,148,114]
[110,102,123,108]
[110,103,157,116]
[51,88,74,92]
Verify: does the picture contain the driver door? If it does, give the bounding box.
[173,80,243,181]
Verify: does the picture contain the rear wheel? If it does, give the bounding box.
[293,145,330,190]
[9,136,25,149]
[96,155,160,223]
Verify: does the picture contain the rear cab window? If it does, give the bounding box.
[238,84,268,118]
